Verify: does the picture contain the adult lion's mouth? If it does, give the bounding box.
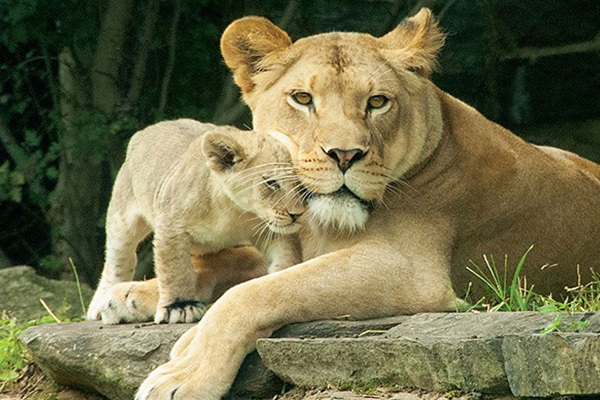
[305,185,376,210]
[334,186,377,211]
[305,185,376,232]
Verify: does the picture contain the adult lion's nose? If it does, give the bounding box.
[323,147,366,172]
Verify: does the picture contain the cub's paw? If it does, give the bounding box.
[155,301,206,324]
[99,281,157,324]
[87,288,110,321]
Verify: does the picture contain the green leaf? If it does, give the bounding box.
[24,129,40,147]
[0,370,19,381]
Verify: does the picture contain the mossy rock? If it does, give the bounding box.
[0,266,93,322]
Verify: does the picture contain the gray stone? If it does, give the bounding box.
[22,312,600,399]
[20,317,408,400]
[258,336,508,394]
[0,266,93,321]
[383,312,566,339]
[20,322,187,400]
[258,312,600,396]
[503,333,600,397]
[231,316,409,400]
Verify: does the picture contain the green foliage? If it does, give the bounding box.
[0,280,86,390]
[465,245,536,312]
[538,272,600,314]
[0,310,70,390]
[38,254,61,277]
[540,315,590,334]
[464,247,600,333]
[0,311,31,386]
[0,161,25,202]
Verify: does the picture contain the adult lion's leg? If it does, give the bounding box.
[136,239,458,400]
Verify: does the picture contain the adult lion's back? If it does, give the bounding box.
[428,90,600,297]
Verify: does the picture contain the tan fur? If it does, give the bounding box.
[131,9,600,399]
[87,119,304,324]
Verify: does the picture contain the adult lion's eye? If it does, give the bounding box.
[367,95,388,110]
[292,92,313,106]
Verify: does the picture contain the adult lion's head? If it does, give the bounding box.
[221,9,446,232]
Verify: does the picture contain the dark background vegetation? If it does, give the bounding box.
[1,0,599,287]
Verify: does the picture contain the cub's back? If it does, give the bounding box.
[124,119,218,216]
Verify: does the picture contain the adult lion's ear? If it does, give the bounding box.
[379,8,446,77]
[202,131,247,172]
[221,17,292,93]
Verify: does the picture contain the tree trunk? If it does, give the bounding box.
[51,0,135,286]
[50,47,104,285]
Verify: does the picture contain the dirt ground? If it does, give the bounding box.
[1,366,517,400]
[272,388,514,400]
[0,365,105,400]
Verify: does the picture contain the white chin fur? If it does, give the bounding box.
[307,194,369,232]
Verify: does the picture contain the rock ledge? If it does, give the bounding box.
[20,312,600,399]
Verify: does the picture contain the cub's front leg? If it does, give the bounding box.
[153,228,206,323]
[263,233,303,273]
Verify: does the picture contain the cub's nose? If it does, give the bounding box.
[323,148,366,172]
[287,211,304,223]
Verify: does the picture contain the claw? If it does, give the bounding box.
[156,300,206,324]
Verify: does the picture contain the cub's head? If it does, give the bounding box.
[221,8,446,232]
[201,127,305,235]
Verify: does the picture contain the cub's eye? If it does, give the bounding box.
[367,95,389,110]
[263,177,281,190]
[291,92,313,106]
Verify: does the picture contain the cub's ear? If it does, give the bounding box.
[220,16,292,93]
[202,131,246,172]
[379,8,446,77]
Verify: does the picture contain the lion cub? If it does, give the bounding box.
[87,119,305,324]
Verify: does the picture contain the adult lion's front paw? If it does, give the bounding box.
[95,281,157,324]
[155,300,206,324]
[135,358,223,400]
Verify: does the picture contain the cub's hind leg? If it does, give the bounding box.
[192,245,268,301]
[87,171,152,322]
[97,279,158,324]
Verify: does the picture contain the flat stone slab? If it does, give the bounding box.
[20,316,407,400]
[257,312,600,397]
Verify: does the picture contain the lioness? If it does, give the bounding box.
[87,120,305,324]
[133,9,600,399]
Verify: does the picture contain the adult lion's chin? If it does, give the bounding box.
[306,187,374,233]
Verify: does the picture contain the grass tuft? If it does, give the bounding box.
[69,257,87,315]
[0,311,35,390]
[465,245,536,312]
[463,246,600,333]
